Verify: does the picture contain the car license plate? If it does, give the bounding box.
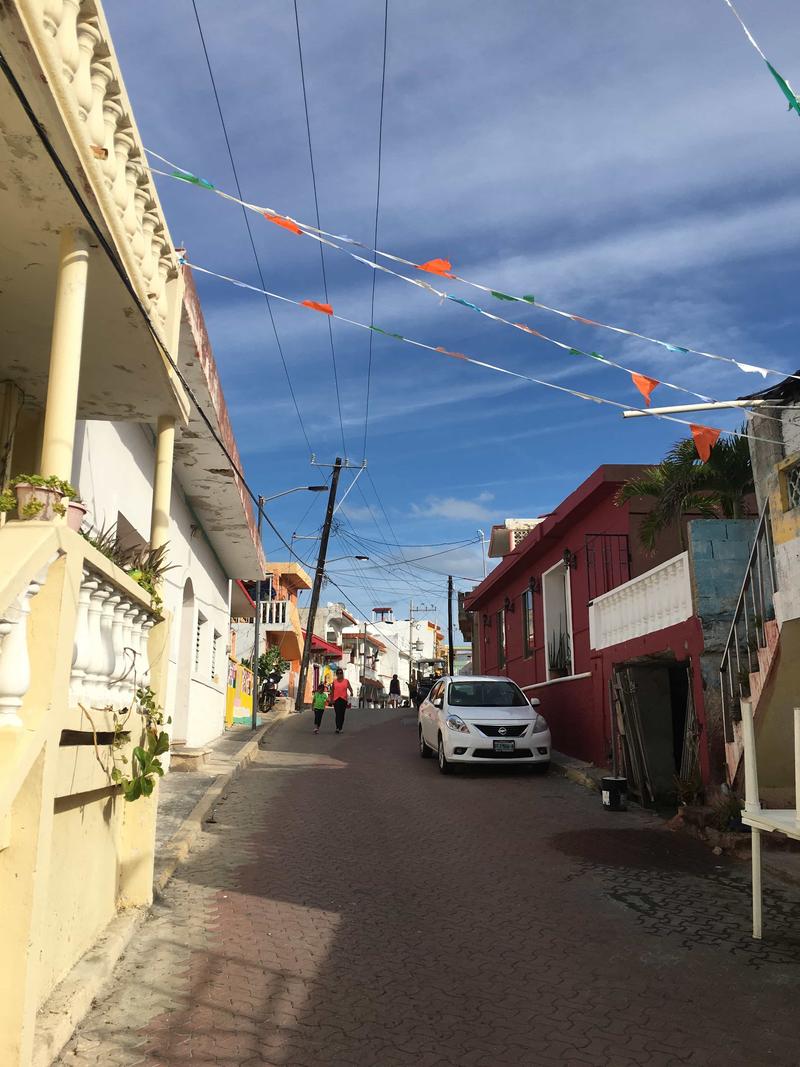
[494,739,515,753]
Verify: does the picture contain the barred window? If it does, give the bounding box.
[522,588,535,658]
[786,461,800,511]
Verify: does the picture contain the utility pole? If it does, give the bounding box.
[408,598,414,696]
[251,496,264,731]
[295,457,343,711]
[361,619,368,708]
[447,575,455,676]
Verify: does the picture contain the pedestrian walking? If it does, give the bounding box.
[331,668,353,734]
[312,684,328,734]
[389,673,402,707]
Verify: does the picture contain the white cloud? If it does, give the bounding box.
[411,492,495,523]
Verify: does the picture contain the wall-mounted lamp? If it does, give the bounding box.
[504,596,515,613]
[482,613,492,627]
[528,577,540,595]
[563,548,578,570]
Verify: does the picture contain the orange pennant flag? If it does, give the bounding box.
[631,372,659,407]
[515,322,543,338]
[265,212,303,235]
[690,424,722,463]
[571,314,599,326]
[301,300,333,315]
[436,346,466,360]
[416,258,454,278]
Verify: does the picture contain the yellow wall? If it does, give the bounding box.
[226,658,253,724]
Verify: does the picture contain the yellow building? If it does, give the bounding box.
[0,2,262,1064]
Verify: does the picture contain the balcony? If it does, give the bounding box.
[262,600,290,629]
[589,552,693,650]
[0,0,188,424]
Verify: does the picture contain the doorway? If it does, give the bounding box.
[612,659,698,805]
[172,578,195,745]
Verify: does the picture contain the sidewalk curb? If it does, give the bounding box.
[35,711,289,1067]
[550,749,603,792]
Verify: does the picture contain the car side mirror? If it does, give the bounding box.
[529,695,540,707]
[433,696,444,709]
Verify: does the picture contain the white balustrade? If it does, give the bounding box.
[0,568,51,729]
[589,552,693,651]
[70,569,157,710]
[27,0,179,333]
[264,600,289,626]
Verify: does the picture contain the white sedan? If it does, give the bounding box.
[418,676,551,774]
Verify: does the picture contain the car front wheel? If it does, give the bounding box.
[437,735,452,775]
[419,726,432,758]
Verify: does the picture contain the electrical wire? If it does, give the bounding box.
[189,0,315,457]
[292,0,348,459]
[362,0,389,463]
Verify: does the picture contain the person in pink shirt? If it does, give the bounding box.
[330,668,353,734]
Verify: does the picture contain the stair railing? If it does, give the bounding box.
[719,499,776,746]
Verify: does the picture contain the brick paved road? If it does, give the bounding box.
[58,708,800,1067]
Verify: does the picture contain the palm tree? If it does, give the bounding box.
[616,429,753,550]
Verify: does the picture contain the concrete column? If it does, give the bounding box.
[149,415,176,549]
[40,228,91,482]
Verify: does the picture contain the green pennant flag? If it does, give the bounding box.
[171,168,215,190]
[522,295,536,303]
[766,61,800,116]
[371,326,404,341]
[590,351,605,361]
[491,290,517,301]
[568,348,584,357]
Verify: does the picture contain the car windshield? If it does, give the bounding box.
[447,681,528,708]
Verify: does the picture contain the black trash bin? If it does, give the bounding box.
[601,775,627,811]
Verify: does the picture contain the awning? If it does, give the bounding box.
[303,632,343,658]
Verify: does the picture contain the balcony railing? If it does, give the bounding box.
[719,500,777,751]
[589,552,693,650]
[262,600,289,627]
[17,0,180,340]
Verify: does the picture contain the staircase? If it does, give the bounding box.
[719,501,780,785]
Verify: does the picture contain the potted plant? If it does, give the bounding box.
[6,474,77,520]
[67,497,88,532]
[548,627,572,678]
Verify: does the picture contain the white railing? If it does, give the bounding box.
[19,0,180,338]
[589,552,693,650]
[262,600,289,627]
[70,565,158,711]
[0,565,54,729]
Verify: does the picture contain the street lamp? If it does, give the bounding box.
[261,485,327,503]
[326,555,370,563]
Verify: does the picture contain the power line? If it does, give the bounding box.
[362,0,389,463]
[189,0,314,457]
[292,0,348,459]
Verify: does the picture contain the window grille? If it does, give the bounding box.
[786,461,800,511]
[211,629,221,679]
[194,613,206,674]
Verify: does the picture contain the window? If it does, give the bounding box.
[786,461,800,510]
[542,562,573,680]
[496,608,506,669]
[522,588,535,658]
[448,680,528,708]
[194,612,206,674]
[211,629,221,680]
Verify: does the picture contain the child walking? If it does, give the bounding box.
[312,684,328,734]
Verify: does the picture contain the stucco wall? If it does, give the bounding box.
[72,420,230,748]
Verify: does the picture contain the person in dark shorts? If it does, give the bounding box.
[330,668,353,734]
[312,684,328,734]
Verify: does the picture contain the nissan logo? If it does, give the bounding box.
[498,727,507,735]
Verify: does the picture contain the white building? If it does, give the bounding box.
[72,269,262,751]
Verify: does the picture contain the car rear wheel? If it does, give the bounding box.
[419,726,432,758]
[437,735,452,775]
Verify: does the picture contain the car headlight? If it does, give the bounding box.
[445,714,470,734]
[530,713,548,735]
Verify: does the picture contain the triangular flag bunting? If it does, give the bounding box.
[491,290,517,301]
[766,62,800,117]
[171,168,215,190]
[734,360,769,378]
[416,258,454,278]
[690,424,722,463]
[631,372,660,406]
[436,346,467,360]
[301,300,333,315]
[265,213,303,235]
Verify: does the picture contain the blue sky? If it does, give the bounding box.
[105,0,800,620]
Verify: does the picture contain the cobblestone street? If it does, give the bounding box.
[58,708,800,1067]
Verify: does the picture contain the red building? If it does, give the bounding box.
[464,466,753,799]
